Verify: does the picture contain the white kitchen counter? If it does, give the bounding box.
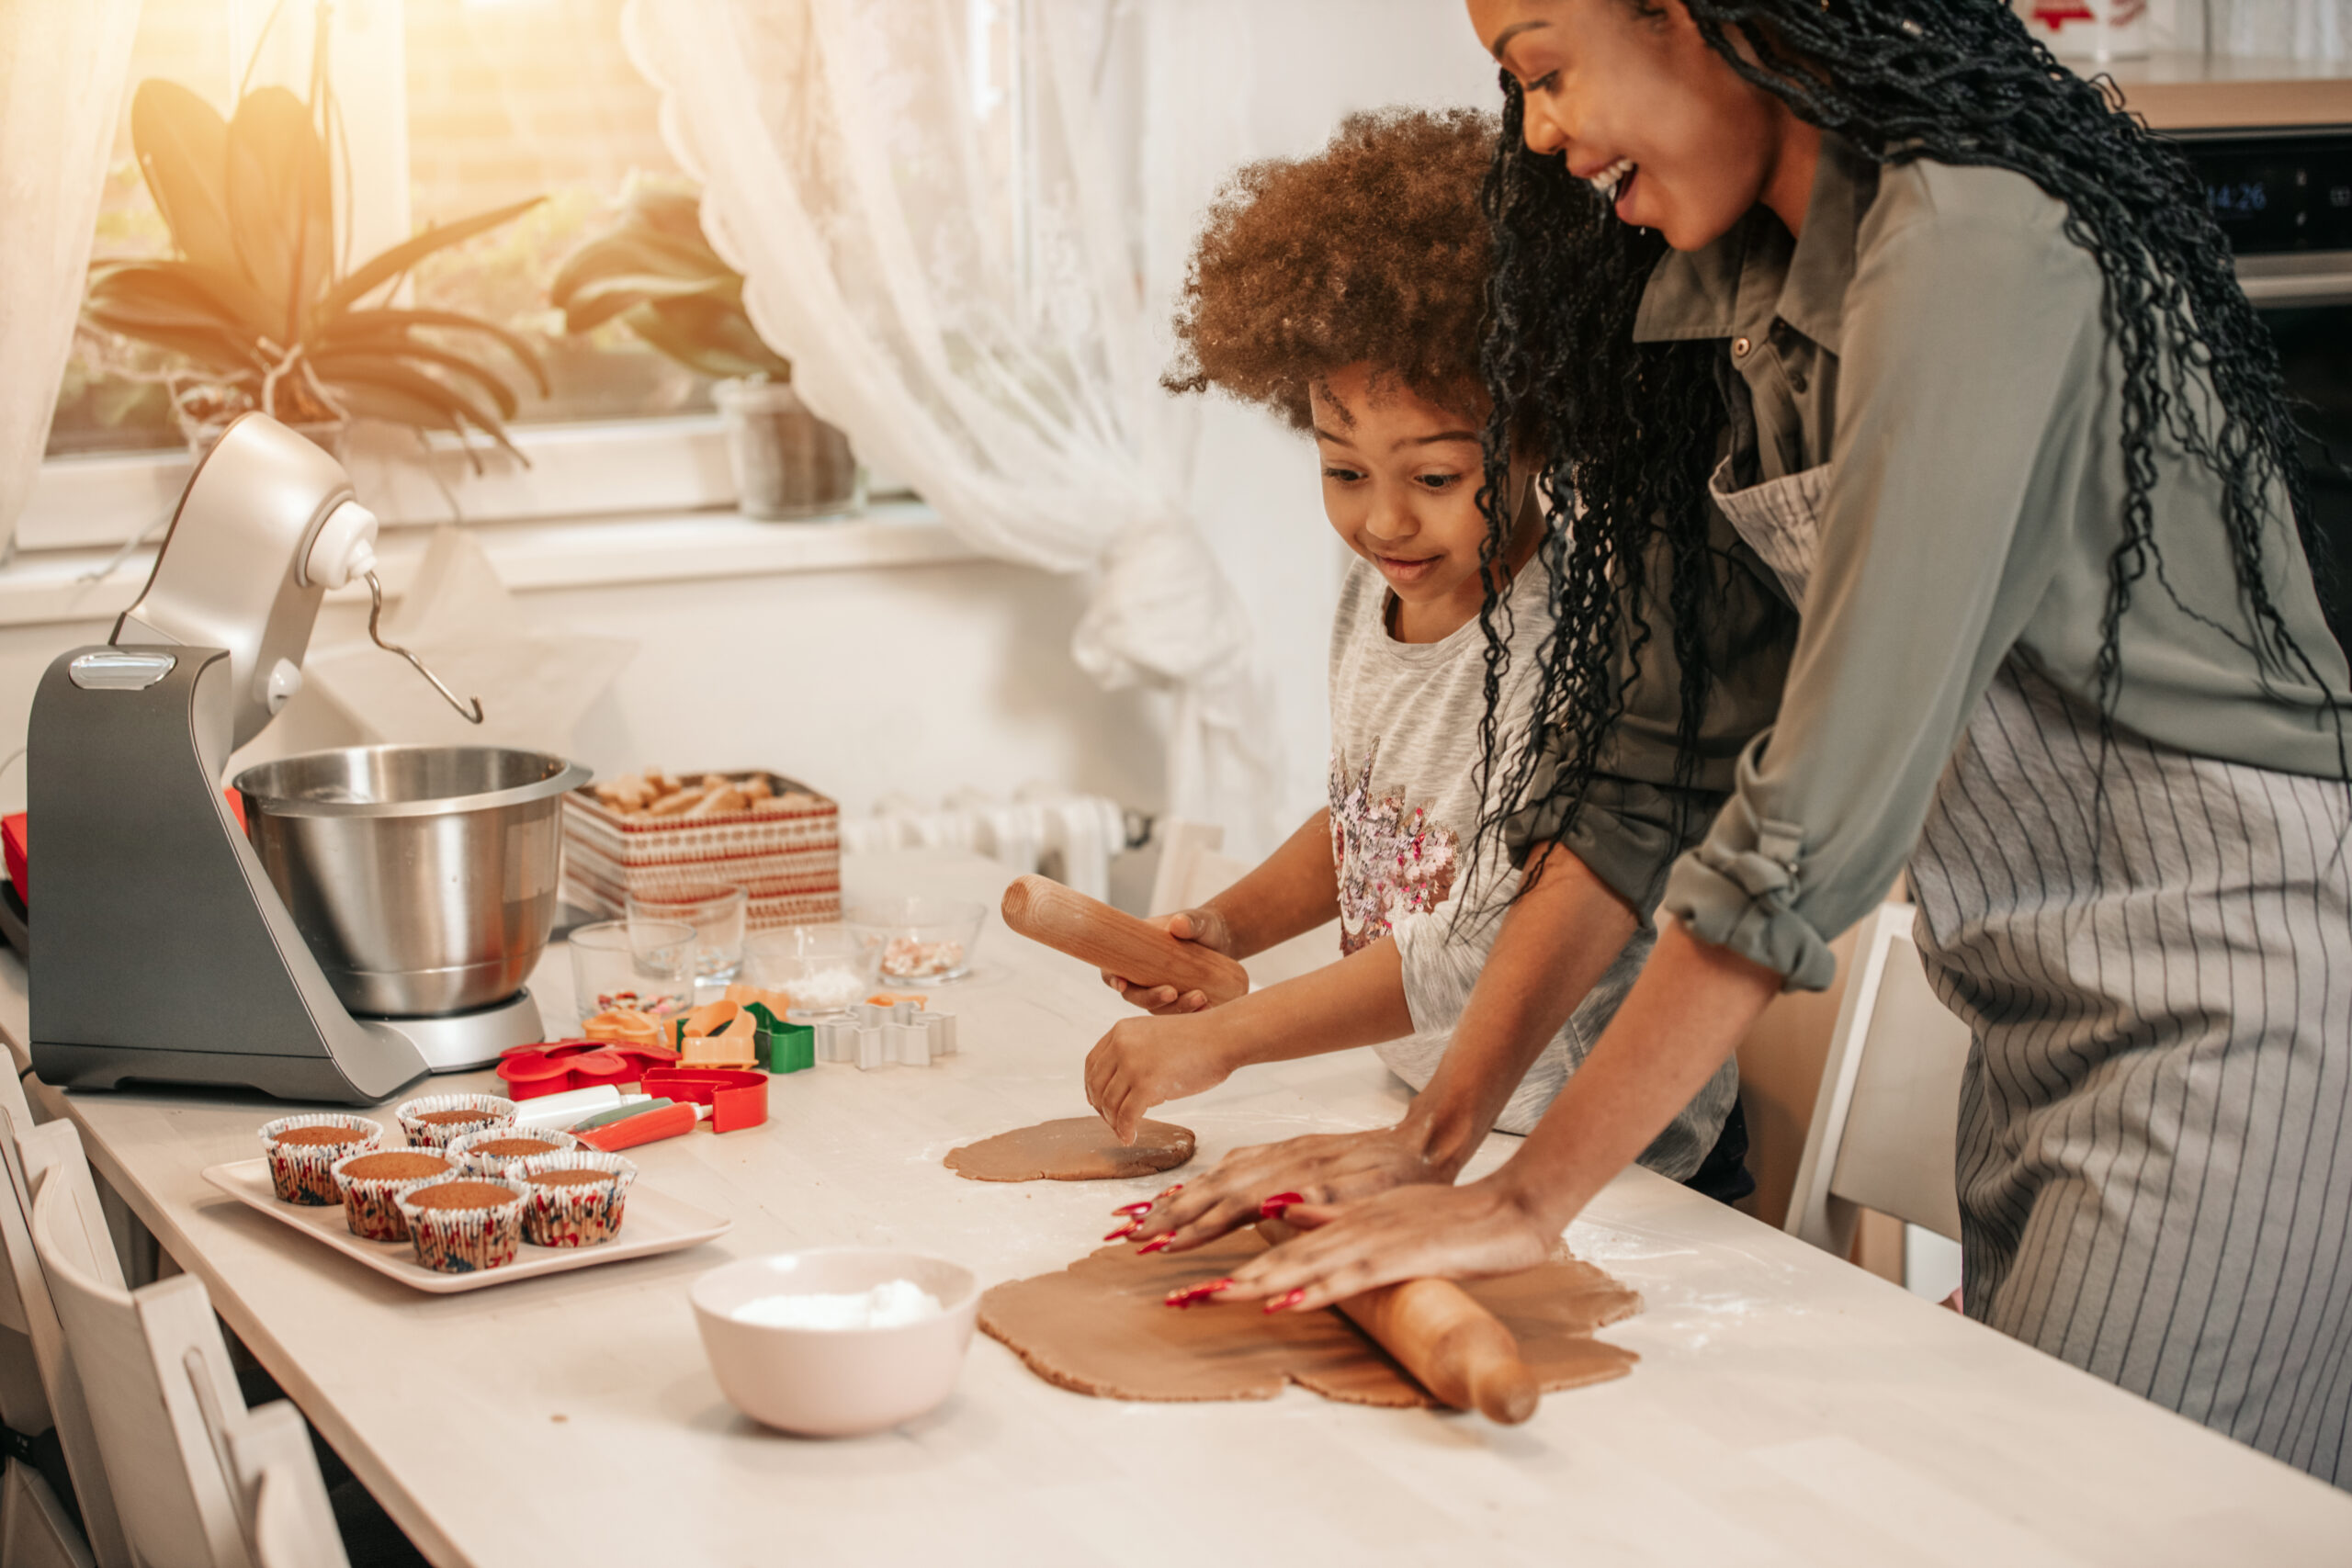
[1,850,2346,1566]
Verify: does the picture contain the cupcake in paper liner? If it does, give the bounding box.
[396,1175,528,1273]
[511,1151,638,1248]
[258,1114,383,1205]
[447,1125,587,1179]
[331,1149,456,1241]
[393,1093,518,1150]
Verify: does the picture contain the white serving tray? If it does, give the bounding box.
[202,1158,731,1295]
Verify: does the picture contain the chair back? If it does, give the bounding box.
[1784,902,1972,1256]
[221,1403,348,1568]
[27,1122,254,1568]
[0,1093,128,1568]
[1147,819,1336,990]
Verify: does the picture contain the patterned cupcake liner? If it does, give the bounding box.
[393,1093,519,1151]
[395,1175,529,1274]
[510,1151,639,1248]
[446,1125,588,1179]
[330,1150,457,1242]
[258,1115,384,1205]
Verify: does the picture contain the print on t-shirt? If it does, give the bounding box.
[1329,739,1461,956]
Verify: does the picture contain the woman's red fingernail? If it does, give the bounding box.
[1113,1201,1153,1216]
[1103,1222,1139,1241]
[1163,1276,1236,1308]
[1136,1235,1173,1256]
[1258,1191,1304,1220]
[1262,1288,1307,1314]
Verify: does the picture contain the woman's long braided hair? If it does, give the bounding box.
[1470,0,2345,890]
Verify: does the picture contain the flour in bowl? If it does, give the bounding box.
[733,1279,943,1330]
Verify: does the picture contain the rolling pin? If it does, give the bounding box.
[1257,1216,1539,1425]
[1000,874,1250,1007]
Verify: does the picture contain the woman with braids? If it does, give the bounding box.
[1184,0,2352,1484]
[1090,107,1760,1229]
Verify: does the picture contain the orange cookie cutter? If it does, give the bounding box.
[639,1066,768,1134]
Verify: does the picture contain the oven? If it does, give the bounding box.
[2175,126,2352,648]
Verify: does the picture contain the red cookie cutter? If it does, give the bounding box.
[639,1066,767,1134]
[496,1040,680,1101]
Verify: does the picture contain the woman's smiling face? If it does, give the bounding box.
[1466,0,1810,251]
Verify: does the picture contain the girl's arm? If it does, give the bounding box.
[1203,920,1780,1309]
[1106,808,1339,1014]
[1093,843,1639,1226]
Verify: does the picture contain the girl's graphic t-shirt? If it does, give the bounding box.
[1328,557,1737,1168]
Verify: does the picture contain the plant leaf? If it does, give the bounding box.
[557,272,733,334]
[317,359,527,468]
[311,341,521,422]
[548,229,730,303]
[224,85,332,342]
[130,80,240,277]
[321,308,549,395]
[635,294,790,378]
[84,263,266,376]
[319,197,545,321]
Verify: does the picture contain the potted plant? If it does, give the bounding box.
[81,21,546,467]
[548,175,862,520]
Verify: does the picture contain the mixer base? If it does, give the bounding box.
[360,988,547,1074]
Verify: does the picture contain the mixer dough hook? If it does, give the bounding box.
[364,570,485,725]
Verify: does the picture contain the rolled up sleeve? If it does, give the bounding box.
[1664,209,2090,987]
[1508,511,1796,919]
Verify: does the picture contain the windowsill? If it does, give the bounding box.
[0,498,976,630]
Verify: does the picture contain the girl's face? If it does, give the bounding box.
[1466,0,1815,251]
[1312,365,1530,640]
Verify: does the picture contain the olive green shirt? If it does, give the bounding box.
[1530,135,2351,989]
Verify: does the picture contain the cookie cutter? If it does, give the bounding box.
[639,1066,768,1133]
[809,1000,957,1071]
[496,1041,679,1101]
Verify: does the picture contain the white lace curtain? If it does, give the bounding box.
[622,0,1272,847]
[0,1,140,557]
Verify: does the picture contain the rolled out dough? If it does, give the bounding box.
[945,1116,1195,1182]
[979,1232,1641,1406]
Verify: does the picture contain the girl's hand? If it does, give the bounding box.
[1101,908,1235,1014]
[1120,1125,1448,1250]
[1208,1178,1556,1314]
[1084,1013,1237,1144]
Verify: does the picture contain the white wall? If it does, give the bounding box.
[0,554,1167,823]
[1145,1,1508,840]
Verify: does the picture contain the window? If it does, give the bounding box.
[46,0,715,461]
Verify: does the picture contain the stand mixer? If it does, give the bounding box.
[28,414,585,1104]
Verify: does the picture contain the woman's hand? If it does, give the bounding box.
[1115,1124,1453,1250]
[1101,908,1236,1014]
[1084,1012,1238,1144]
[1204,1178,1558,1314]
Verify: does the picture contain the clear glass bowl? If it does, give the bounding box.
[844,897,987,985]
[741,924,883,1014]
[568,919,695,1030]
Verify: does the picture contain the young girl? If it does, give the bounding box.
[1090,107,1769,1229]
[1202,0,2352,1489]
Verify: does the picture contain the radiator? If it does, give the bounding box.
[839,790,1138,902]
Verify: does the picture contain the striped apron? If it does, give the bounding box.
[1715,458,2352,1488]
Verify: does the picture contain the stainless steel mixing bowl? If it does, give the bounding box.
[233,745,591,1018]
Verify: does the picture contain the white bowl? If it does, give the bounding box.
[690,1247,978,1437]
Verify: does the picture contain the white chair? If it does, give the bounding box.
[1784,902,1972,1258]
[221,1404,347,1568]
[0,1088,127,1568]
[27,1120,347,1568]
[1147,819,1336,991]
[26,1117,254,1568]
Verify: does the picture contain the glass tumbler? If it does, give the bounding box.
[628,883,750,987]
[568,919,695,1031]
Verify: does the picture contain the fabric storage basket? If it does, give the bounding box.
[561,772,842,931]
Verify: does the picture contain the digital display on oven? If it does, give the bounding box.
[2186,137,2352,254]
